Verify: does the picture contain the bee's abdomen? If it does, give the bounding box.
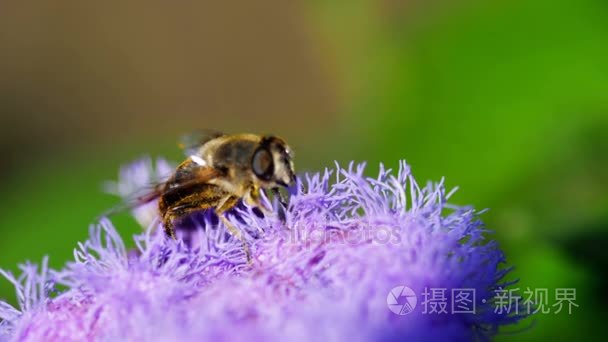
[159,182,227,216]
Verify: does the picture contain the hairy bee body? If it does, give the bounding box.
[158,133,295,255]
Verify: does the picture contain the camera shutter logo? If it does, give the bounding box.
[387,286,417,315]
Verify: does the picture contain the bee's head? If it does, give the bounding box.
[252,136,295,188]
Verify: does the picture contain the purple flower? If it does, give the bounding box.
[0,159,526,341]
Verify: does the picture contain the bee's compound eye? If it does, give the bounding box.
[252,148,274,181]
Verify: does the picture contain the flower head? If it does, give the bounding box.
[1,159,525,341]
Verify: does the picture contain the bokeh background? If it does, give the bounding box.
[1,1,606,340]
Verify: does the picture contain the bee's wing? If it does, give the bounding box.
[101,165,223,218]
[99,182,165,218]
[178,130,225,157]
[161,164,223,195]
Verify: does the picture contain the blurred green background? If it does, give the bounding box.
[0,1,606,340]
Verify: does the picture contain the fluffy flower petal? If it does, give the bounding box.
[0,160,525,341]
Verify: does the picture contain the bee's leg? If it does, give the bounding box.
[245,185,288,223]
[216,196,252,263]
[244,185,272,216]
[161,201,199,240]
[161,212,178,240]
[159,196,178,240]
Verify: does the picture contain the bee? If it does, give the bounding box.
[108,130,295,261]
